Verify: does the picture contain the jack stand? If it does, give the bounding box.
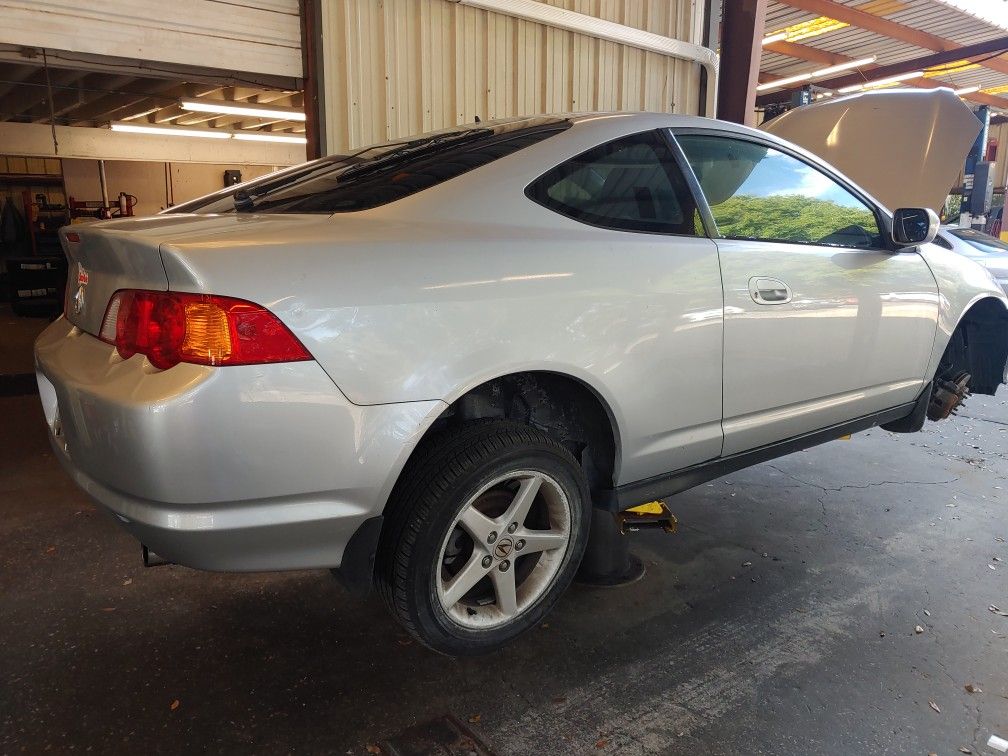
[575,508,646,587]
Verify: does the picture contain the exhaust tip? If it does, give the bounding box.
[141,544,172,567]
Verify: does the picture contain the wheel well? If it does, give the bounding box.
[414,372,618,492]
[938,297,1008,395]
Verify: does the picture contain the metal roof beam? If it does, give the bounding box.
[0,69,93,122]
[0,63,41,101]
[775,0,1008,79]
[717,0,768,125]
[757,35,1008,107]
[764,39,848,65]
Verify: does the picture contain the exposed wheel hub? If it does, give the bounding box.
[928,371,971,421]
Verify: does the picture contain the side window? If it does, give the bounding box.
[676,134,882,249]
[526,130,704,235]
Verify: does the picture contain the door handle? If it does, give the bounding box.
[748,277,792,305]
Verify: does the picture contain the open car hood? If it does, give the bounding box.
[761,89,981,213]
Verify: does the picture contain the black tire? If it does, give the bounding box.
[376,420,591,656]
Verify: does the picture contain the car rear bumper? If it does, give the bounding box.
[35,317,445,571]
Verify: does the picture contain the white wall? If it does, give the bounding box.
[63,160,278,216]
[0,122,305,166]
[315,0,707,154]
[0,0,302,78]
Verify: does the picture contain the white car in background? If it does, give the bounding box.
[35,111,1008,655]
[937,226,1008,296]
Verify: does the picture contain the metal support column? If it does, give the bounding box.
[962,105,991,229]
[97,160,109,208]
[299,0,323,160]
[716,0,768,125]
[575,509,646,587]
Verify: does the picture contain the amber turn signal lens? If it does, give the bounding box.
[181,302,233,365]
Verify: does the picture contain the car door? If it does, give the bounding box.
[523,129,725,483]
[673,130,939,456]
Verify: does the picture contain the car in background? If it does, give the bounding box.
[937,226,1008,296]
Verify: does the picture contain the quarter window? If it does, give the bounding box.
[526,130,703,235]
[676,134,882,249]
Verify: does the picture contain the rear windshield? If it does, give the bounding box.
[172,117,570,215]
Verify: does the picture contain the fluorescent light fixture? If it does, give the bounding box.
[762,32,787,45]
[953,85,981,96]
[111,121,306,144]
[756,56,877,92]
[756,73,812,92]
[234,133,308,144]
[111,122,232,139]
[837,71,924,93]
[180,99,307,121]
[813,56,877,77]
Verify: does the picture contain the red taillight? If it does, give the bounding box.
[99,290,311,369]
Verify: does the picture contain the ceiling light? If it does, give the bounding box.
[756,56,878,93]
[234,133,308,144]
[813,56,878,77]
[110,122,307,144]
[756,73,812,92]
[837,71,924,93]
[953,85,981,96]
[180,99,307,121]
[761,32,787,45]
[111,122,232,139]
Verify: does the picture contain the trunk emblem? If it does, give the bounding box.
[74,266,88,314]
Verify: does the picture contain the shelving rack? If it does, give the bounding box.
[0,157,69,316]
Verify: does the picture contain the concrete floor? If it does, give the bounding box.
[2,387,1007,754]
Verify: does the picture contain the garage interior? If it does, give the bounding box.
[2,0,1008,754]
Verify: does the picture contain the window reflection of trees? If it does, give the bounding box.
[711,194,879,248]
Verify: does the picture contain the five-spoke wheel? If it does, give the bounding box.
[377,421,591,655]
[436,470,571,628]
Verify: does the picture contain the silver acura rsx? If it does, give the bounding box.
[35,112,1008,655]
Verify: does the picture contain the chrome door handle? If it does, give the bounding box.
[748,276,792,305]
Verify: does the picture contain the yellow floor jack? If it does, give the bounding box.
[576,501,677,586]
[617,500,678,535]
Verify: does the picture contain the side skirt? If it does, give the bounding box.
[594,399,918,512]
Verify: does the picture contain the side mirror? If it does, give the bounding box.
[892,207,939,247]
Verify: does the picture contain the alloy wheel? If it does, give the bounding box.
[435,469,571,629]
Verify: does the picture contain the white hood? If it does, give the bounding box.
[761,89,981,213]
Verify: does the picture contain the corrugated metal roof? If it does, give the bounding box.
[760,0,1008,104]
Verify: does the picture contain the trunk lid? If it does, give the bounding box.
[61,221,171,336]
[761,88,981,213]
[63,210,314,334]
[61,213,334,336]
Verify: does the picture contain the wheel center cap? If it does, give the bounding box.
[493,537,514,559]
